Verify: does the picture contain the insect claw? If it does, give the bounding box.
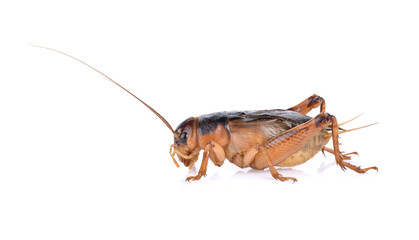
[338,162,347,171]
[283,177,297,183]
[344,152,359,159]
[185,173,204,182]
[350,152,359,156]
[321,148,326,157]
[274,173,297,183]
[339,161,378,174]
[363,166,378,173]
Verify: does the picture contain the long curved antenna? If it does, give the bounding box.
[30,43,175,134]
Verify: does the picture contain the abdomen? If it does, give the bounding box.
[225,131,331,170]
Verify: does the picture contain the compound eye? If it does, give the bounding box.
[179,132,187,144]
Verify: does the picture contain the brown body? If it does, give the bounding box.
[181,110,331,170]
[33,45,377,182]
[172,94,377,182]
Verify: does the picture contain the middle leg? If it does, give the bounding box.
[257,144,297,183]
[322,146,358,160]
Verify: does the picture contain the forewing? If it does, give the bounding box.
[226,110,311,154]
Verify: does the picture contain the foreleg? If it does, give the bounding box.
[185,141,226,181]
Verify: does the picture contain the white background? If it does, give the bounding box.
[1,1,418,239]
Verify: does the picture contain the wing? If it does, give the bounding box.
[226,109,312,154]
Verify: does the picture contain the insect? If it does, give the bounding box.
[32,44,378,182]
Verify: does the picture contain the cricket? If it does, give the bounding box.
[32,44,378,182]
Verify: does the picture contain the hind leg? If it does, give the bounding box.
[322,146,377,173]
[288,94,326,114]
[327,116,378,173]
[242,113,335,182]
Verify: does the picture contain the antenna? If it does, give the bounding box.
[30,44,175,134]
